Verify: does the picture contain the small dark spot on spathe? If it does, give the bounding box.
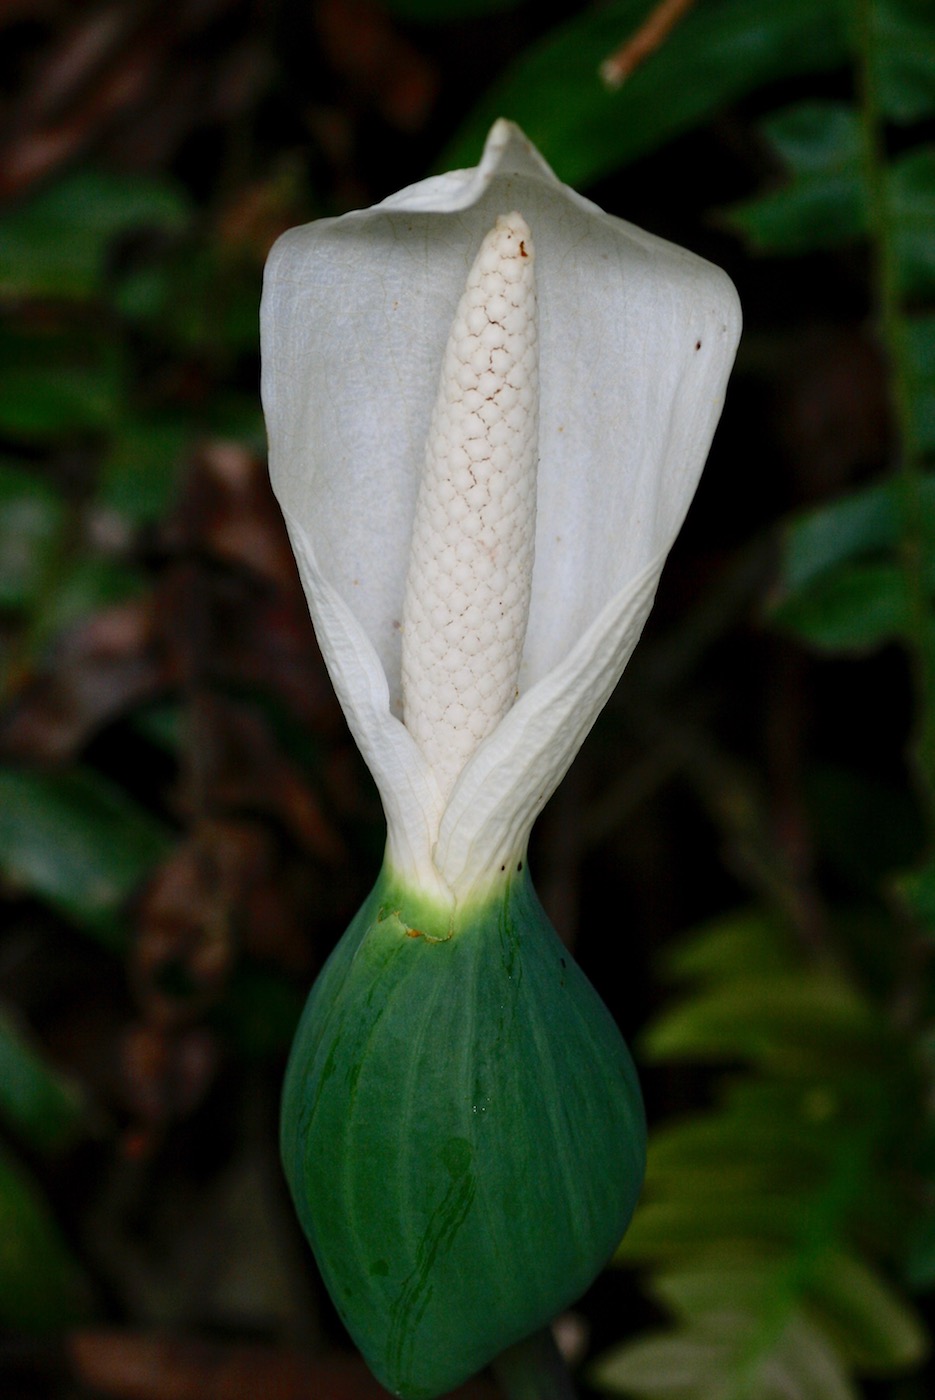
[695,339,702,351]
[517,860,523,872]
[519,240,527,257]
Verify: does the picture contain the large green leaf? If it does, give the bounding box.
[0,767,171,946]
[441,0,848,188]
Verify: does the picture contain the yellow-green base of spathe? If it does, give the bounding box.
[280,863,646,1399]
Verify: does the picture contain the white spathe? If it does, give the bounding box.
[261,119,741,908]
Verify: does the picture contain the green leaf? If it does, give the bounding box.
[807,1250,927,1371]
[772,476,935,649]
[642,974,891,1071]
[618,1194,809,1262]
[593,1312,858,1400]
[97,414,189,523]
[723,103,865,254]
[779,481,903,593]
[441,0,848,189]
[0,461,65,607]
[807,766,923,888]
[0,767,171,946]
[876,0,935,123]
[0,1140,92,1329]
[30,556,145,654]
[0,169,190,301]
[0,360,122,442]
[770,561,909,651]
[645,1115,838,1196]
[591,1327,732,1397]
[904,314,935,456]
[890,146,935,302]
[904,1202,935,1289]
[661,909,798,984]
[0,325,126,442]
[0,1005,92,1153]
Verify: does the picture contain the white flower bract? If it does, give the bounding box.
[261,120,741,910]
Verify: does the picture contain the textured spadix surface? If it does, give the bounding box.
[261,118,741,906]
[280,866,645,1399]
[402,210,538,804]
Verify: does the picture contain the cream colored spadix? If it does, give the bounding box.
[402,211,538,805]
[261,119,742,908]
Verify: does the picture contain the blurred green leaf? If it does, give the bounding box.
[876,0,935,123]
[0,169,190,301]
[31,556,145,654]
[661,909,797,984]
[0,462,65,607]
[0,360,123,442]
[0,1140,92,1329]
[807,1249,927,1371]
[723,103,865,253]
[643,975,891,1071]
[646,1115,838,1196]
[593,1311,858,1400]
[98,415,189,523]
[772,476,935,648]
[619,1195,809,1261]
[0,1006,92,1154]
[807,766,923,888]
[0,326,125,442]
[890,146,935,301]
[905,1204,935,1289]
[770,561,909,651]
[895,853,935,937]
[779,481,904,593]
[904,314,935,456]
[442,0,847,188]
[0,767,171,946]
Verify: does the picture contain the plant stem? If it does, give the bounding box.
[491,1328,577,1400]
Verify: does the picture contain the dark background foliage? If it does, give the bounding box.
[1,1,934,1396]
